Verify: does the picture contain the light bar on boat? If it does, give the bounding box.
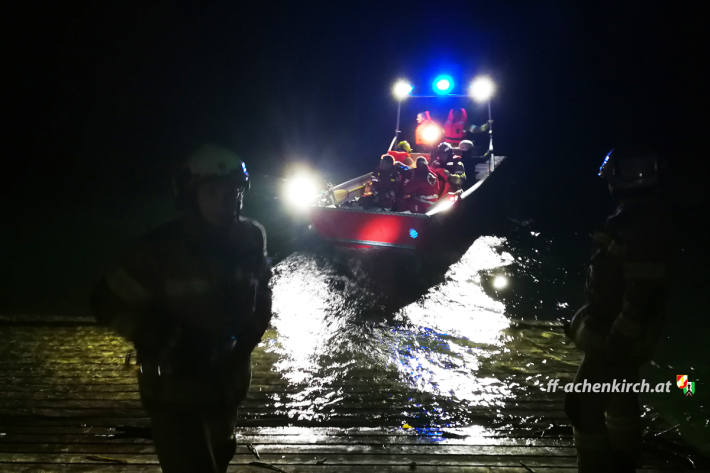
[433,74,454,95]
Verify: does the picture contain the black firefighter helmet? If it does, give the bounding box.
[598,146,661,195]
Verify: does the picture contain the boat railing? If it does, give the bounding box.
[328,172,374,206]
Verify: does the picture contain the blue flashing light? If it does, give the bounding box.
[598,149,614,177]
[409,228,419,239]
[433,75,454,95]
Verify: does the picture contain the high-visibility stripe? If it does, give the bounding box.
[573,427,610,450]
[330,238,416,250]
[605,412,640,431]
[415,194,438,204]
[605,413,641,452]
[612,312,643,338]
[105,268,151,304]
[606,240,626,257]
[164,278,211,297]
[623,261,665,280]
[571,316,607,354]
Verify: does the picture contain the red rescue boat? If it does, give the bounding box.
[309,156,505,250]
[305,75,504,251]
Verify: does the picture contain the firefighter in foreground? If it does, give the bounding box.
[92,144,272,473]
[565,146,670,472]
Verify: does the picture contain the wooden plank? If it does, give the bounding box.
[0,452,580,467]
[0,442,577,456]
[0,464,583,473]
[0,434,573,448]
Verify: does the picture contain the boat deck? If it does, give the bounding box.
[0,314,705,472]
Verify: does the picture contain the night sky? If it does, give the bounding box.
[11,3,700,197]
[3,1,704,273]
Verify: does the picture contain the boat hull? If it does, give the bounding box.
[309,156,506,251]
[309,207,430,250]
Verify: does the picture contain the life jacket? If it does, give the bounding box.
[430,166,450,195]
[414,111,442,146]
[387,150,410,163]
[401,167,440,212]
[444,108,467,145]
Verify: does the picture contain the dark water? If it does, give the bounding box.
[243,165,707,456]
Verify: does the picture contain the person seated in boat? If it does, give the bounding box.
[429,141,453,192]
[457,139,474,160]
[387,140,412,164]
[443,158,467,193]
[361,154,407,210]
[430,142,467,194]
[396,157,440,213]
[430,142,454,169]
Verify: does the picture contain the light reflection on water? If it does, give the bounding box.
[267,235,542,427]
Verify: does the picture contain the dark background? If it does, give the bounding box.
[2,2,705,313]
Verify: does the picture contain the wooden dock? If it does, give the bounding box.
[0,315,705,472]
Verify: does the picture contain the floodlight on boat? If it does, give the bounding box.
[469,76,495,102]
[392,80,413,100]
[282,171,320,211]
[433,74,454,95]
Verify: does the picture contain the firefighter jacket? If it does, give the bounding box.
[400,168,440,213]
[568,197,670,362]
[92,215,272,408]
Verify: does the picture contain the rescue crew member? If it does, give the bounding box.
[397,140,412,153]
[397,156,440,213]
[430,142,454,168]
[414,111,443,151]
[467,121,492,156]
[443,158,466,192]
[564,146,670,473]
[430,142,466,193]
[456,139,477,177]
[362,154,402,210]
[457,139,475,161]
[443,108,467,146]
[92,144,272,473]
[388,140,412,164]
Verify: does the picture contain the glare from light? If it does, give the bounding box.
[396,236,514,402]
[282,172,320,211]
[422,124,442,143]
[433,75,454,95]
[426,199,454,216]
[469,76,496,103]
[409,228,419,239]
[392,80,413,100]
[492,274,508,290]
